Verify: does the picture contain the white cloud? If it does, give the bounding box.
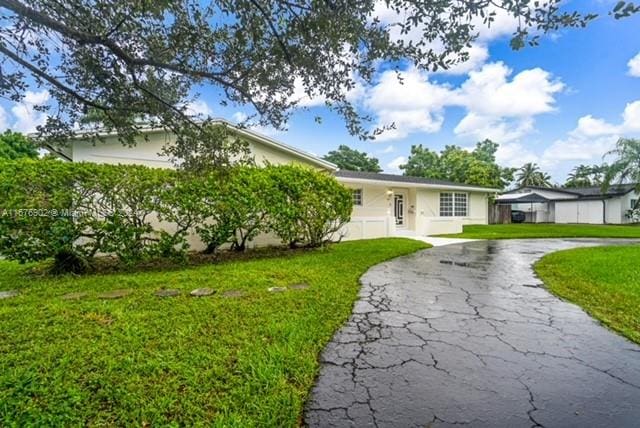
[290,77,327,107]
[11,90,50,133]
[371,2,518,74]
[541,135,617,166]
[455,62,564,119]
[232,111,248,123]
[0,105,8,131]
[473,5,519,42]
[571,115,620,137]
[628,52,640,77]
[365,62,563,143]
[440,44,490,75]
[538,100,640,171]
[571,100,640,137]
[454,114,534,143]
[377,145,395,154]
[450,62,563,142]
[386,156,406,173]
[184,99,212,117]
[365,67,451,141]
[495,142,538,168]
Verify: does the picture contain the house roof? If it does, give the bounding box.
[564,183,637,197]
[506,184,638,200]
[334,170,499,192]
[495,192,551,204]
[505,186,582,196]
[41,119,338,171]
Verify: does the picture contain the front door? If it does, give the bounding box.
[394,193,405,227]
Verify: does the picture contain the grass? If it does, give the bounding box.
[0,238,428,427]
[438,223,640,240]
[535,245,640,344]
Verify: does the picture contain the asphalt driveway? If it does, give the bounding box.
[304,239,640,428]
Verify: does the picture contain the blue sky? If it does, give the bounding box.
[1,1,639,183]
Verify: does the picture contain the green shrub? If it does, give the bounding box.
[196,167,271,252]
[0,160,353,272]
[0,160,99,272]
[265,165,352,247]
[0,160,189,270]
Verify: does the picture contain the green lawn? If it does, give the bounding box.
[0,238,428,427]
[438,223,640,239]
[535,245,640,344]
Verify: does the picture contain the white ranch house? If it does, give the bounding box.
[497,185,639,224]
[51,120,498,242]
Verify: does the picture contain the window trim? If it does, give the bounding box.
[352,188,363,206]
[632,198,638,210]
[439,192,468,217]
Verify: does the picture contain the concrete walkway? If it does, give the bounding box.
[304,239,640,428]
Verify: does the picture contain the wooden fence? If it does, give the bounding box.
[489,204,511,224]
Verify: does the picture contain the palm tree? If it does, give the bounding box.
[603,138,640,195]
[515,163,552,188]
[565,164,594,187]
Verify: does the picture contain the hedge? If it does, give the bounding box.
[0,160,352,273]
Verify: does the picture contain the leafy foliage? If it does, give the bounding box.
[564,164,608,188]
[0,160,352,272]
[604,138,640,194]
[400,140,514,188]
[514,162,553,188]
[323,145,382,172]
[265,165,352,248]
[0,130,39,160]
[0,0,627,149]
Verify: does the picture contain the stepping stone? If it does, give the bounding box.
[190,288,215,297]
[0,290,19,299]
[97,289,131,299]
[268,286,287,293]
[290,283,310,290]
[222,290,245,298]
[62,292,88,300]
[155,289,181,298]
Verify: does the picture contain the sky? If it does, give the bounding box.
[1,0,639,184]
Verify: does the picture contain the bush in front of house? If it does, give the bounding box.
[0,160,189,272]
[265,165,352,248]
[0,160,352,272]
[196,167,271,253]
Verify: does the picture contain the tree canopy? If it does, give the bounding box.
[514,162,552,188]
[1,0,637,161]
[604,138,640,194]
[323,145,382,172]
[0,130,39,160]
[564,164,608,188]
[400,139,514,189]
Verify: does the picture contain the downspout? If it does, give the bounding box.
[602,199,606,224]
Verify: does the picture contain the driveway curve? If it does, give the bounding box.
[304,239,640,428]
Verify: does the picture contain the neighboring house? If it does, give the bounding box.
[497,185,639,224]
[52,120,497,241]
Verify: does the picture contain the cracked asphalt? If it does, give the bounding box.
[304,239,640,428]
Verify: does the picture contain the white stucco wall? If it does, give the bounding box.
[555,200,605,224]
[339,183,490,238]
[414,189,488,235]
[620,190,640,223]
[70,131,332,171]
[605,198,623,224]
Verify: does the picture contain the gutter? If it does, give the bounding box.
[335,176,500,193]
